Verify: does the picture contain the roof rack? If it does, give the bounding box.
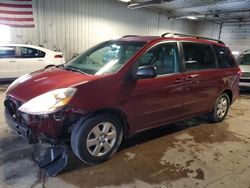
[161,32,225,44]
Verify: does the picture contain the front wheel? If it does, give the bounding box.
[70,113,123,165]
[207,93,230,122]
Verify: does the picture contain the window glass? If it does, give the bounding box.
[65,41,146,75]
[183,42,216,71]
[138,42,179,75]
[237,54,250,65]
[0,46,15,58]
[21,47,45,58]
[213,45,236,68]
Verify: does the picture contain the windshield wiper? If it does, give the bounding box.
[64,66,86,74]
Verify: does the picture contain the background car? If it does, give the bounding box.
[0,44,65,81]
[237,50,250,89]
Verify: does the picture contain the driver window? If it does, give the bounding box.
[138,42,179,75]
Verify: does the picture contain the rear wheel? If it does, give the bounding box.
[207,93,230,122]
[70,113,123,164]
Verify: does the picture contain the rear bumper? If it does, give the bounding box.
[4,109,36,143]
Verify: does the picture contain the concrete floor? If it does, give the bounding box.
[1,85,250,188]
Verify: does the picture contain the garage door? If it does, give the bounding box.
[220,22,250,54]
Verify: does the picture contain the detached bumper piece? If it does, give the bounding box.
[37,146,68,177]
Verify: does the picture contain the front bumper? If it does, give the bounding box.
[4,95,85,144]
[4,109,36,143]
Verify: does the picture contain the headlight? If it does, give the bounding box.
[18,88,77,115]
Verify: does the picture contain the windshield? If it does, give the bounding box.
[65,41,146,75]
[238,54,250,65]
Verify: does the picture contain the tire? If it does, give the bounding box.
[70,113,123,165]
[207,93,230,123]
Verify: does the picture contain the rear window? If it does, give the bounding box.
[237,54,250,65]
[182,42,216,71]
[0,46,15,58]
[213,45,236,68]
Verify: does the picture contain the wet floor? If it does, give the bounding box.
[0,87,250,188]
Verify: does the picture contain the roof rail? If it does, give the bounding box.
[161,32,225,44]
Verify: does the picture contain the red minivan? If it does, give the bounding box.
[4,33,240,175]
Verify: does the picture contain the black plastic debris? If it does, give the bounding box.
[37,146,68,177]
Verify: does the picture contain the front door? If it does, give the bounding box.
[129,42,184,132]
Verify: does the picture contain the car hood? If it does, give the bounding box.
[239,65,250,73]
[6,67,100,102]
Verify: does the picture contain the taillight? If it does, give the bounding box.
[54,54,63,58]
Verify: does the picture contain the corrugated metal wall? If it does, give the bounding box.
[196,21,250,53]
[196,21,221,39]
[9,0,197,60]
[220,22,250,53]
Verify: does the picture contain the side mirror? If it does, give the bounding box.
[136,66,157,79]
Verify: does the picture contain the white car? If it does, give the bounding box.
[0,44,65,81]
[237,50,250,88]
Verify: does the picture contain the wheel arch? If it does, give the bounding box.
[45,65,55,69]
[92,107,129,136]
[222,89,233,105]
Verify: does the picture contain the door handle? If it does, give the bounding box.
[9,60,16,63]
[185,74,199,82]
[174,78,183,84]
[185,76,193,81]
[37,59,43,61]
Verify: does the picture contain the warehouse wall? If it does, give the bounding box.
[196,21,250,54]
[220,22,250,53]
[8,0,197,60]
[195,21,221,39]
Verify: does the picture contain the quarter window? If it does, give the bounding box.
[138,42,179,75]
[183,42,216,71]
[213,45,236,68]
[21,47,46,58]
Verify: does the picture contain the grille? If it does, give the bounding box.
[240,79,250,83]
[4,96,23,123]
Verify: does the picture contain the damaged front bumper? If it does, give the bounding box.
[4,109,35,143]
[4,96,87,177]
[5,109,69,176]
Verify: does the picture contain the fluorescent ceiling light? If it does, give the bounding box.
[186,16,198,20]
[119,0,131,2]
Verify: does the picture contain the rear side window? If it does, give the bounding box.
[237,54,250,65]
[213,45,236,68]
[0,46,15,58]
[183,42,216,71]
[20,47,46,58]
